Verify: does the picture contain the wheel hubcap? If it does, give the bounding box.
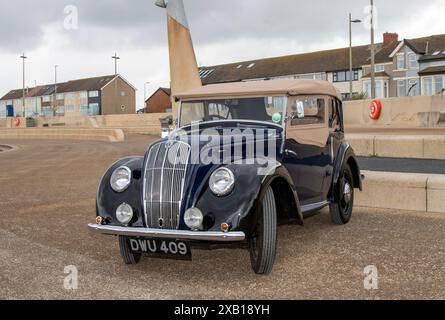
[343,181,352,204]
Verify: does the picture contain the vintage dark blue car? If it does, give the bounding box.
[89,79,362,275]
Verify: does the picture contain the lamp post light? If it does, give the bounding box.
[349,14,362,100]
[20,53,28,117]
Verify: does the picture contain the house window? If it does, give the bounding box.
[408,53,418,69]
[80,92,88,99]
[42,96,51,102]
[333,70,358,83]
[363,80,387,99]
[89,103,100,115]
[89,91,99,98]
[375,65,385,72]
[56,94,64,100]
[121,91,126,97]
[375,81,384,99]
[79,105,89,116]
[397,80,406,97]
[42,107,53,117]
[56,106,65,114]
[435,76,444,95]
[408,79,419,96]
[423,77,433,96]
[363,81,371,98]
[397,54,405,70]
[298,73,323,80]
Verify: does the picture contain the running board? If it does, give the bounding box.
[301,200,330,216]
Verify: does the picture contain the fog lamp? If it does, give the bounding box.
[116,203,133,225]
[184,208,203,230]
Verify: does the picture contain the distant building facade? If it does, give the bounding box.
[198,33,445,100]
[144,87,172,113]
[0,75,136,118]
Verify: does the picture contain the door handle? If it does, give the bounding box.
[285,149,298,157]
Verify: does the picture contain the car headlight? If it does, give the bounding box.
[116,203,134,225]
[209,168,235,197]
[110,166,131,192]
[184,208,203,230]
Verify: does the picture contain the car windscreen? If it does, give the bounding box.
[179,97,287,128]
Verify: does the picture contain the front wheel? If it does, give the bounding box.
[248,186,277,275]
[119,236,141,265]
[330,165,354,225]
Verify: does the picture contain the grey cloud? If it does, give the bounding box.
[0,0,430,53]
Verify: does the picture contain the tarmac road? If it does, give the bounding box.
[0,136,444,300]
[358,157,445,174]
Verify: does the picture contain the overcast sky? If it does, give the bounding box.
[0,0,444,108]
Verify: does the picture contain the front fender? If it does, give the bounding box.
[96,156,144,227]
[193,164,262,232]
[192,161,303,233]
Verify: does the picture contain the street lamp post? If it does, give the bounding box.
[144,82,151,112]
[112,53,120,75]
[54,65,58,116]
[370,0,376,99]
[20,53,28,117]
[349,14,362,100]
[34,80,38,115]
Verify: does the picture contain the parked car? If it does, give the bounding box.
[89,79,362,275]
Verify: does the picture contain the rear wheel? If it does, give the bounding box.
[119,236,141,265]
[330,165,354,225]
[249,186,277,275]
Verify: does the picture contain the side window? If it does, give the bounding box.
[329,98,341,129]
[290,98,325,126]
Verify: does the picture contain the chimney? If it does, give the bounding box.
[383,32,399,45]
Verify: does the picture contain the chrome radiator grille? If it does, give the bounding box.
[143,141,190,229]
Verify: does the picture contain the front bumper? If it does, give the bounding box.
[88,224,246,242]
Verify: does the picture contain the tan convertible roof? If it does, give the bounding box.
[175,79,342,100]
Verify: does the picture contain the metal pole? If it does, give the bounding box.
[34,80,38,115]
[370,0,376,99]
[54,65,58,116]
[20,53,27,117]
[349,14,353,100]
[144,82,150,111]
[348,15,362,100]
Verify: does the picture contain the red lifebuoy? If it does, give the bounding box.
[13,118,21,127]
[369,100,382,120]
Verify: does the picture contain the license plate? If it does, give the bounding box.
[129,238,192,260]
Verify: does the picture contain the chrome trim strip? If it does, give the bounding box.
[301,200,329,214]
[88,224,246,242]
[150,144,161,227]
[159,142,169,227]
[143,141,191,230]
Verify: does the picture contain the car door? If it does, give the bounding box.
[283,96,331,205]
[320,97,344,198]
